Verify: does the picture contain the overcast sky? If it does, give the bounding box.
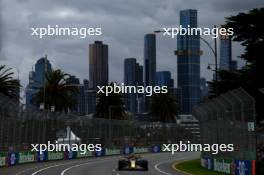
[0,0,263,94]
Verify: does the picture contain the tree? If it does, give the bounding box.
[94,82,126,120]
[33,69,78,112]
[150,92,178,123]
[209,8,264,122]
[224,8,264,65]
[208,65,256,97]
[0,65,20,98]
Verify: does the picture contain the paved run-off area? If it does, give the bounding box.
[0,152,199,175]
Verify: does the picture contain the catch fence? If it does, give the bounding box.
[0,94,192,151]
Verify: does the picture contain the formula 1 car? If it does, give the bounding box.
[118,154,148,171]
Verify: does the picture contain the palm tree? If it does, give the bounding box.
[150,92,179,123]
[33,69,78,112]
[0,65,20,98]
[94,82,126,120]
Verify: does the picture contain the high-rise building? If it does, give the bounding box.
[66,76,86,116]
[86,89,96,115]
[12,79,20,106]
[89,41,108,89]
[34,57,52,85]
[220,34,232,70]
[88,41,108,114]
[230,60,238,71]
[171,87,183,114]
[66,75,80,114]
[144,34,156,112]
[0,10,2,54]
[156,71,174,88]
[25,56,52,108]
[144,34,156,86]
[176,9,201,115]
[124,58,143,113]
[83,79,90,115]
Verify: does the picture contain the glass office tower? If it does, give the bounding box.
[220,34,232,70]
[25,56,52,108]
[144,34,156,112]
[88,41,108,114]
[89,41,108,89]
[176,9,201,114]
[156,71,174,88]
[124,58,143,113]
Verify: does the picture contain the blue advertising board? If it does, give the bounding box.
[152,145,161,153]
[37,151,47,162]
[66,151,77,159]
[95,148,105,157]
[8,152,19,166]
[201,156,214,170]
[123,146,133,155]
[235,160,251,175]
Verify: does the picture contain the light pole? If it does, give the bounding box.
[108,105,123,148]
[154,26,219,94]
[43,55,47,110]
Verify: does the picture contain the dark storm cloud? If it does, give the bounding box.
[1,0,262,92]
[208,0,264,12]
[0,0,3,56]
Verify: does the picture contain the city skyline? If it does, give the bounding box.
[1,0,262,94]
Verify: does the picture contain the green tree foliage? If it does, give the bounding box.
[0,65,20,98]
[33,69,78,112]
[209,8,264,122]
[150,92,178,123]
[94,82,126,120]
[225,8,264,64]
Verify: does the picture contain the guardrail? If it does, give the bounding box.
[200,156,256,175]
[0,145,163,167]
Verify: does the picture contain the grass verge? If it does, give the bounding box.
[174,159,227,175]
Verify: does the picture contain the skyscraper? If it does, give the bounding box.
[88,41,108,114]
[144,34,156,86]
[83,79,90,115]
[25,56,52,108]
[176,9,201,115]
[124,58,143,113]
[0,7,2,54]
[89,41,108,89]
[219,34,232,70]
[230,60,238,71]
[156,71,174,88]
[66,75,86,116]
[144,34,156,112]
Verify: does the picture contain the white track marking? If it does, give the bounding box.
[31,158,112,175]
[61,159,112,175]
[154,157,190,175]
[154,161,172,175]
[32,162,75,175]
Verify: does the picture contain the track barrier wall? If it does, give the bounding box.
[0,145,162,167]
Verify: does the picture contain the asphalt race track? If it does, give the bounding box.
[0,152,199,175]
